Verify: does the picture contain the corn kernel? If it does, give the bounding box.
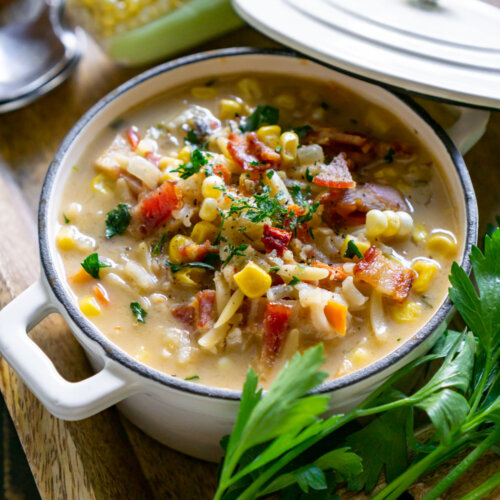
[234,261,272,299]
[257,125,281,148]
[190,86,217,99]
[56,226,76,251]
[237,78,262,99]
[160,170,180,182]
[169,234,192,264]
[217,137,232,160]
[199,198,218,222]
[79,296,101,317]
[158,156,181,171]
[91,173,113,195]
[136,138,156,156]
[383,210,401,237]
[365,209,388,238]
[341,236,370,260]
[174,268,199,286]
[134,346,149,363]
[364,108,391,135]
[202,175,224,199]
[350,347,369,365]
[191,221,217,243]
[412,223,428,244]
[219,98,242,120]
[391,301,422,322]
[177,146,191,163]
[426,233,457,258]
[397,211,413,236]
[412,259,439,294]
[280,131,299,164]
[273,93,296,110]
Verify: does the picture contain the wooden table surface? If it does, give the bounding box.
[0,26,499,500]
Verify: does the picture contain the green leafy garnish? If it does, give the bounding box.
[214,228,500,500]
[343,239,363,259]
[81,253,110,279]
[63,213,70,224]
[171,149,208,179]
[222,242,248,267]
[265,169,274,178]
[165,260,216,273]
[289,275,301,286]
[268,266,280,274]
[151,233,167,256]
[185,129,199,145]
[293,125,313,139]
[384,147,395,163]
[239,105,279,132]
[130,302,147,323]
[105,203,131,238]
[305,167,314,182]
[185,375,200,381]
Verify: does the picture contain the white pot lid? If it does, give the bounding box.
[232,0,500,109]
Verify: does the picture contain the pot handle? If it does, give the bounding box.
[0,279,138,420]
[444,106,489,154]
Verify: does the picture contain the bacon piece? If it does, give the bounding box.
[126,127,140,150]
[313,153,356,189]
[312,261,349,282]
[262,225,292,256]
[261,302,293,366]
[321,182,407,225]
[307,127,368,148]
[179,240,216,263]
[132,181,182,235]
[171,304,196,328]
[354,246,416,302]
[213,163,231,183]
[227,132,281,171]
[240,298,267,334]
[196,290,216,329]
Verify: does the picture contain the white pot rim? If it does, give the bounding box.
[38,47,478,401]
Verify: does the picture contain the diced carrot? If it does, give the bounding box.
[93,283,110,305]
[71,267,93,284]
[312,261,349,282]
[126,127,140,150]
[324,301,347,336]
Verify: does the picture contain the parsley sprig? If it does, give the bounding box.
[222,242,248,267]
[239,105,279,132]
[105,203,131,238]
[165,260,216,273]
[171,149,208,179]
[81,253,110,279]
[215,228,500,500]
[130,302,147,323]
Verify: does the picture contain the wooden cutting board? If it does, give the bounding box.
[0,27,499,500]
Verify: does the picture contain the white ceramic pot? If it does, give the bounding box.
[0,48,484,462]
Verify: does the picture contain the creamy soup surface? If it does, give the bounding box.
[56,75,462,389]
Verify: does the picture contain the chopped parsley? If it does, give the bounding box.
[239,105,279,132]
[171,149,208,179]
[222,243,248,267]
[248,160,266,167]
[293,125,313,139]
[268,266,280,273]
[289,275,301,286]
[165,260,217,273]
[81,253,110,279]
[343,240,363,259]
[275,146,282,153]
[265,170,274,179]
[130,302,147,323]
[185,129,200,145]
[289,184,309,206]
[305,167,314,182]
[63,213,70,224]
[151,233,167,256]
[185,375,200,381]
[384,147,395,163]
[105,203,131,238]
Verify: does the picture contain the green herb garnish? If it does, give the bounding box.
[171,149,208,179]
[384,147,395,163]
[293,125,313,138]
[343,239,363,259]
[152,233,167,256]
[63,213,70,224]
[305,167,315,182]
[185,375,200,381]
[275,146,282,153]
[130,302,147,323]
[268,266,280,274]
[185,129,200,145]
[289,275,301,286]
[222,242,248,267]
[105,203,131,238]
[214,229,500,500]
[239,105,279,132]
[165,260,216,273]
[81,253,110,279]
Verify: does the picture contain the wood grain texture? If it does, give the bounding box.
[0,25,499,500]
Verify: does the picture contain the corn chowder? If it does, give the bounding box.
[56,76,461,389]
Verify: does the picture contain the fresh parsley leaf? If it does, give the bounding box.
[165,260,216,273]
[185,129,200,145]
[105,203,131,238]
[384,147,395,163]
[130,302,147,323]
[293,125,313,139]
[289,276,301,286]
[81,253,110,279]
[171,149,208,179]
[63,213,70,224]
[275,145,282,153]
[240,105,279,132]
[185,375,200,381]
[343,240,363,259]
[152,233,167,256]
[269,266,280,273]
[266,169,274,178]
[305,167,315,182]
[290,184,309,206]
[222,242,248,267]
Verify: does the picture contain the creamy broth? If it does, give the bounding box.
[56,75,461,389]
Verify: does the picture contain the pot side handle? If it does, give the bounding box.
[0,279,138,420]
[444,106,489,155]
